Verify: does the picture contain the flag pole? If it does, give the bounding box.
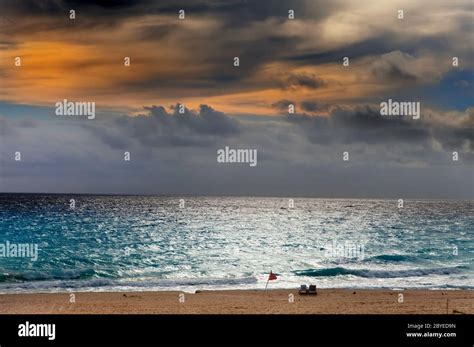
[264,270,271,291]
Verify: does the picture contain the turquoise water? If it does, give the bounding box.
[0,194,472,293]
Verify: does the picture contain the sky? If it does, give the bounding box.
[0,0,473,198]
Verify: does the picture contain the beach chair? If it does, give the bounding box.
[308,284,317,295]
[299,284,308,294]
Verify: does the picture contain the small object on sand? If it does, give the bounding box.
[299,284,308,294]
[308,284,317,295]
[353,291,356,295]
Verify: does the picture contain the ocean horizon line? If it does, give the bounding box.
[0,192,472,201]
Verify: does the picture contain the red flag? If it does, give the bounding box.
[268,271,277,281]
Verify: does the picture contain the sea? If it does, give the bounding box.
[0,194,472,293]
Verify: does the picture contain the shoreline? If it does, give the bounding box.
[1,289,472,314]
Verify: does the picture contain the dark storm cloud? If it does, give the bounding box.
[285,105,474,150]
[0,4,127,36]
[80,101,473,165]
[285,36,395,65]
[300,101,330,113]
[84,104,240,149]
[271,99,295,112]
[0,0,339,21]
[330,107,431,144]
[187,0,342,26]
[262,99,331,116]
[431,127,474,152]
[281,73,327,90]
[0,0,147,16]
[83,102,473,157]
[166,104,239,136]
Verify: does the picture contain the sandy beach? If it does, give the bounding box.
[0,289,472,314]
